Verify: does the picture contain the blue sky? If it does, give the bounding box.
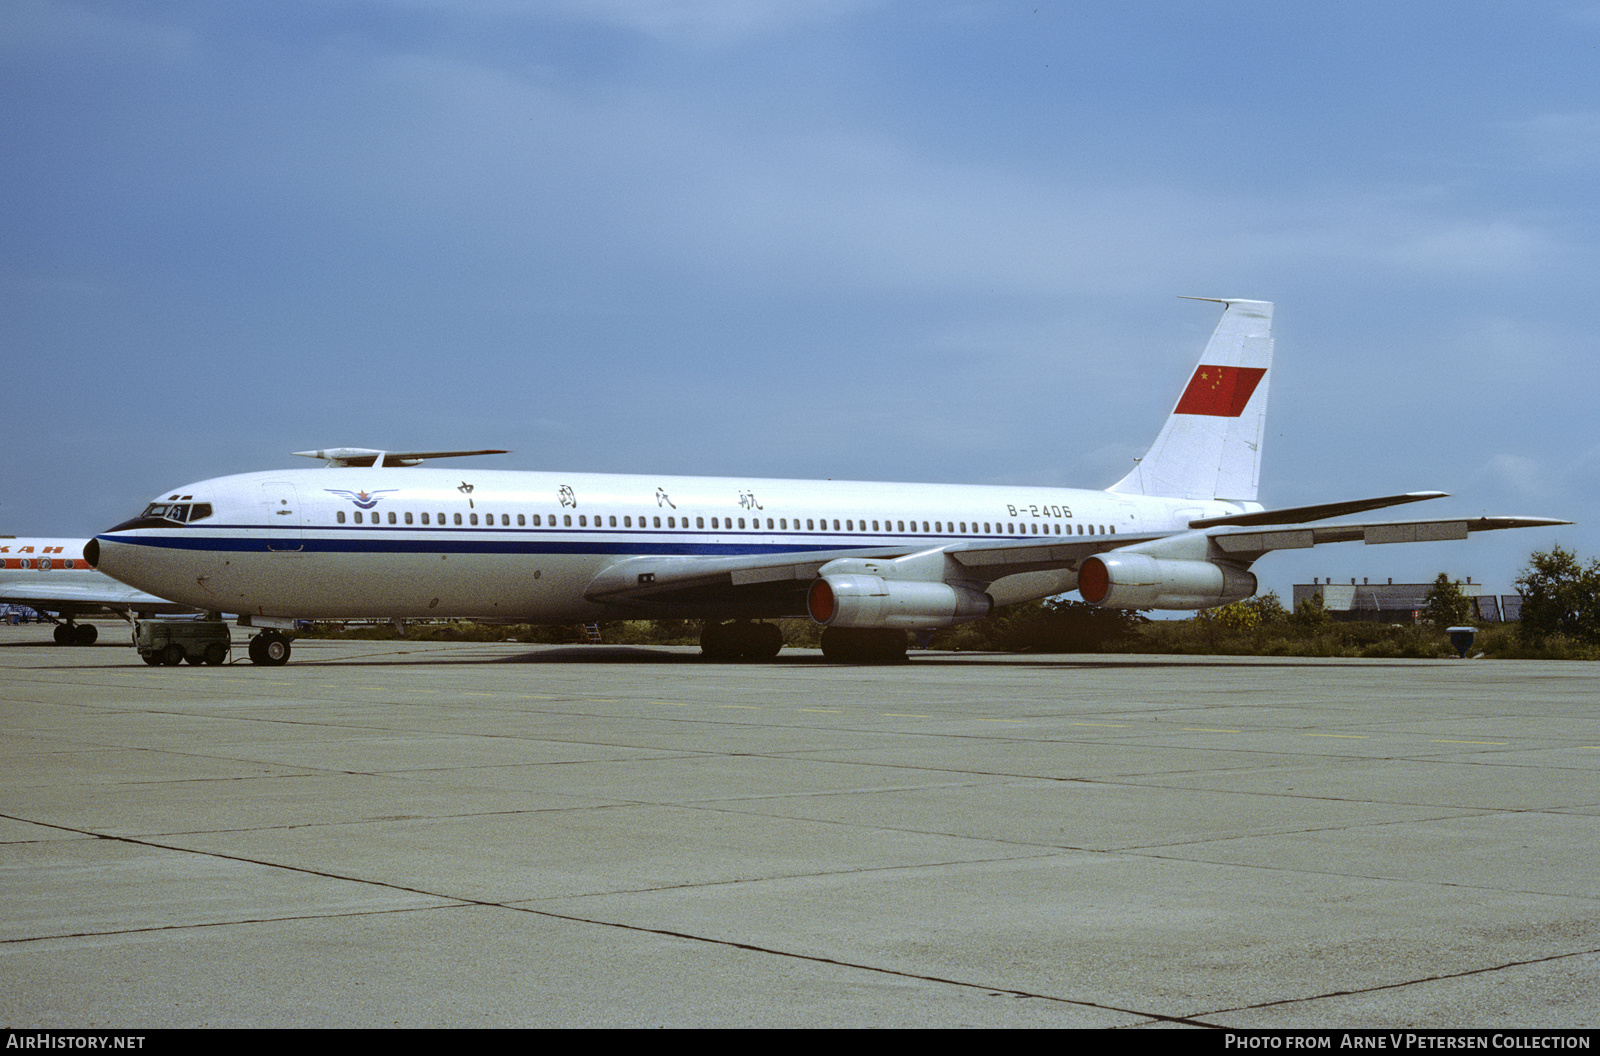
[5,0,1596,598]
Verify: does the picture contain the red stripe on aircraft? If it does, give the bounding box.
[1173,365,1267,417]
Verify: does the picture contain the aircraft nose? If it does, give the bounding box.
[83,539,100,568]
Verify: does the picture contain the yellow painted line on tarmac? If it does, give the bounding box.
[797,708,841,713]
[1182,727,1242,733]
[882,713,930,718]
[1304,733,1368,739]
[1072,722,1130,728]
[719,705,758,710]
[1432,739,1508,745]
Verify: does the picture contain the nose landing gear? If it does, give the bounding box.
[247,630,292,666]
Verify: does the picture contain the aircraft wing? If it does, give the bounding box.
[581,515,1569,616]
[1,580,194,616]
[1206,516,1572,558]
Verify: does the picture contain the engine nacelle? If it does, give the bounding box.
[806,575,993,629]
[1078,554,1256,610]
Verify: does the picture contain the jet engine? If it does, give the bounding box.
[1078,554,1256,610]
[806,575,992,629]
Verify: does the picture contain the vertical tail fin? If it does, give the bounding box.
[1108,298,1274,502]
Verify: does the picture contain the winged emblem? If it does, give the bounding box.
[324,489,399,510]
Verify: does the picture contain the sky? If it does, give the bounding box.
[5,0,1597,600]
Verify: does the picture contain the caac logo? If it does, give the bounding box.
[325,489,398,509]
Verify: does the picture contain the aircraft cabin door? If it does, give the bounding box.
[261,481,304,552]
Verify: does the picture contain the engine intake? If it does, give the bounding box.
[807,575,992,629]
[1078,554,1256,610]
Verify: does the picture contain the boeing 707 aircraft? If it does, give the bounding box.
[86,299,1566,664]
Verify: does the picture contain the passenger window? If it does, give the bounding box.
[563,515,572,527]
[470,513,478,526]
[696,517,704,529]
[579,515,587,527]
[336,511,346,524]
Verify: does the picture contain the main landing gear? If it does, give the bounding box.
[247,630,292,666]
[51,621,99,646]
[699,621,784,660]
[819,627,908,664]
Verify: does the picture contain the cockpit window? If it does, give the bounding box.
[140,502,213,523]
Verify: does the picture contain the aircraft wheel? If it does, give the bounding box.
[185,654,204,665]
[820,627,907,664]
[161,644,185,666]
[699,621,739,660]
[819,626,855,661]
[757,622,783,658]
[203,643,228,666]
[53,624,71,646]
[142,652,162,666]
[74,623,98,645]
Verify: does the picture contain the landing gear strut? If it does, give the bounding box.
[247,630,292,666]
[699,621,784,660]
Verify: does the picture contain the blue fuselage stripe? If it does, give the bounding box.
[94,528,907,558]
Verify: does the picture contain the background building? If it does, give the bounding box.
[1292,579,1520,623]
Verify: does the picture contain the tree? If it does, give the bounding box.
[1515,546,1600,645]
[1422,573,1473,629]
[1291,591,1329,627]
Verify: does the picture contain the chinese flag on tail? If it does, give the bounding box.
[1173,364,1267,417]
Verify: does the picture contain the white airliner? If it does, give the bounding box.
[1,537,191,644]
[86,299,1565,665]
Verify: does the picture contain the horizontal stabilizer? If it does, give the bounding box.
[1189,491,1449,528]
[292,448,509,468]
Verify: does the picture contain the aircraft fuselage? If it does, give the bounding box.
[91,468,1241,622]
